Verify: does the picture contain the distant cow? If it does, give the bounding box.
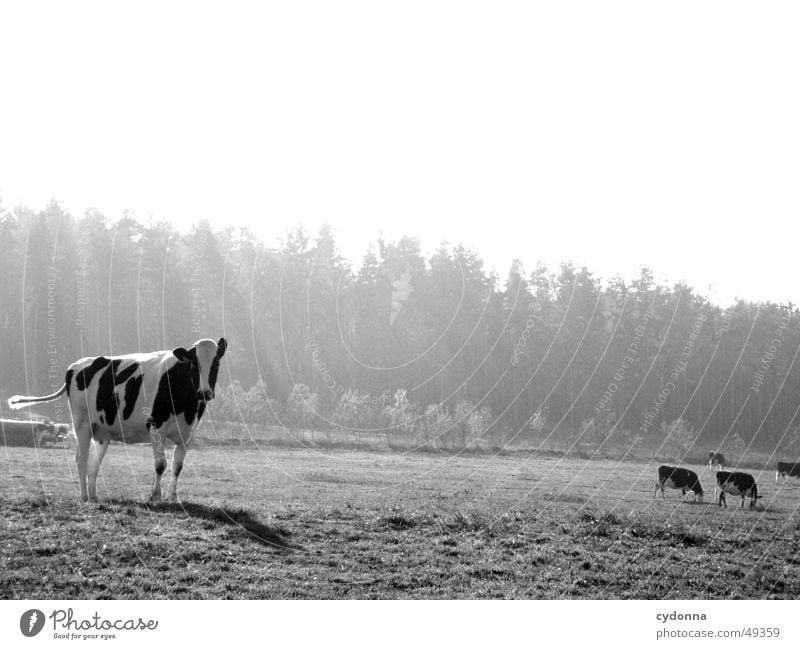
[8,338,227,503]
[776,462,800,483]
[716,471,759,509]
[34,422,69,448]
[708,451,726,470]
[654,465,704,502]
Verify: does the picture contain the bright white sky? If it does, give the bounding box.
[1,1,798,306]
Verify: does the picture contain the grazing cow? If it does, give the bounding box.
[654,465,704,502]
[708,451,726,470]
[34,422,68,448]
[776,462,800,483]
[715,471,759,509]
[8,338,227,503]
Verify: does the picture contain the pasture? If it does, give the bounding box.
[2,441,800,599]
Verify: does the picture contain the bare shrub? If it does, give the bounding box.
[286,383,320,429]
[661,418,697,461]
[384,389,418,449]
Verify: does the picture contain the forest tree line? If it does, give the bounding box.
[1,200,799,456]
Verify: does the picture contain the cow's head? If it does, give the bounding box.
[173,337,228,401]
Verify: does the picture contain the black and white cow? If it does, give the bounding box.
[708,451,726,471]
[8,338,227,503]
[715,471,759,509]
[776,462,800,483]
[654,465,704,502]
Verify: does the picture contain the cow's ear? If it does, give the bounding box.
[173,347,195,363]
[216,337,228,358]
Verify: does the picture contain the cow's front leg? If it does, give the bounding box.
[87,439,110,502]
[167,442,188,503]
[148,419,167,502]
[76,438,91,503]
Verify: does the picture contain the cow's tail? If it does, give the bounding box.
[7,384,67,409]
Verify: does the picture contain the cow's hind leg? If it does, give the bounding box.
[167,442,187,503]
[148,421,167,503]
[87,439,110,502]
[73,416,92,502]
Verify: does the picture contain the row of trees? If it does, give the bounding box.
[212,382,492,450]
[1,200,799,455]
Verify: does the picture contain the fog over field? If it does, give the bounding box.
[1,205,799,463]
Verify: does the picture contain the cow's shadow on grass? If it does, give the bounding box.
[103,499,300,552]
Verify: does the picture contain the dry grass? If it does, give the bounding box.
[2,443,800,599]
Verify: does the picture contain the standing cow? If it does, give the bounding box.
[708,451,726,470]
[654,465,704,502]
[8,338,227,503]
[715,471,760,509]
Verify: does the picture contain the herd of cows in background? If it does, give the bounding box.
[656,453,800,510]
[2,337,800,508]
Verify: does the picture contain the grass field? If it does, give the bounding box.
[2,441,800,599]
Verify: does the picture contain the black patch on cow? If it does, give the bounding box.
[717,471,756,491]
[93,361,143,428]
[150,360,201,429]
[76,357,111,391]
[65,368,74,397]
[114,361,139,385]
[95,360,122,427]
[123,373,143,420]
